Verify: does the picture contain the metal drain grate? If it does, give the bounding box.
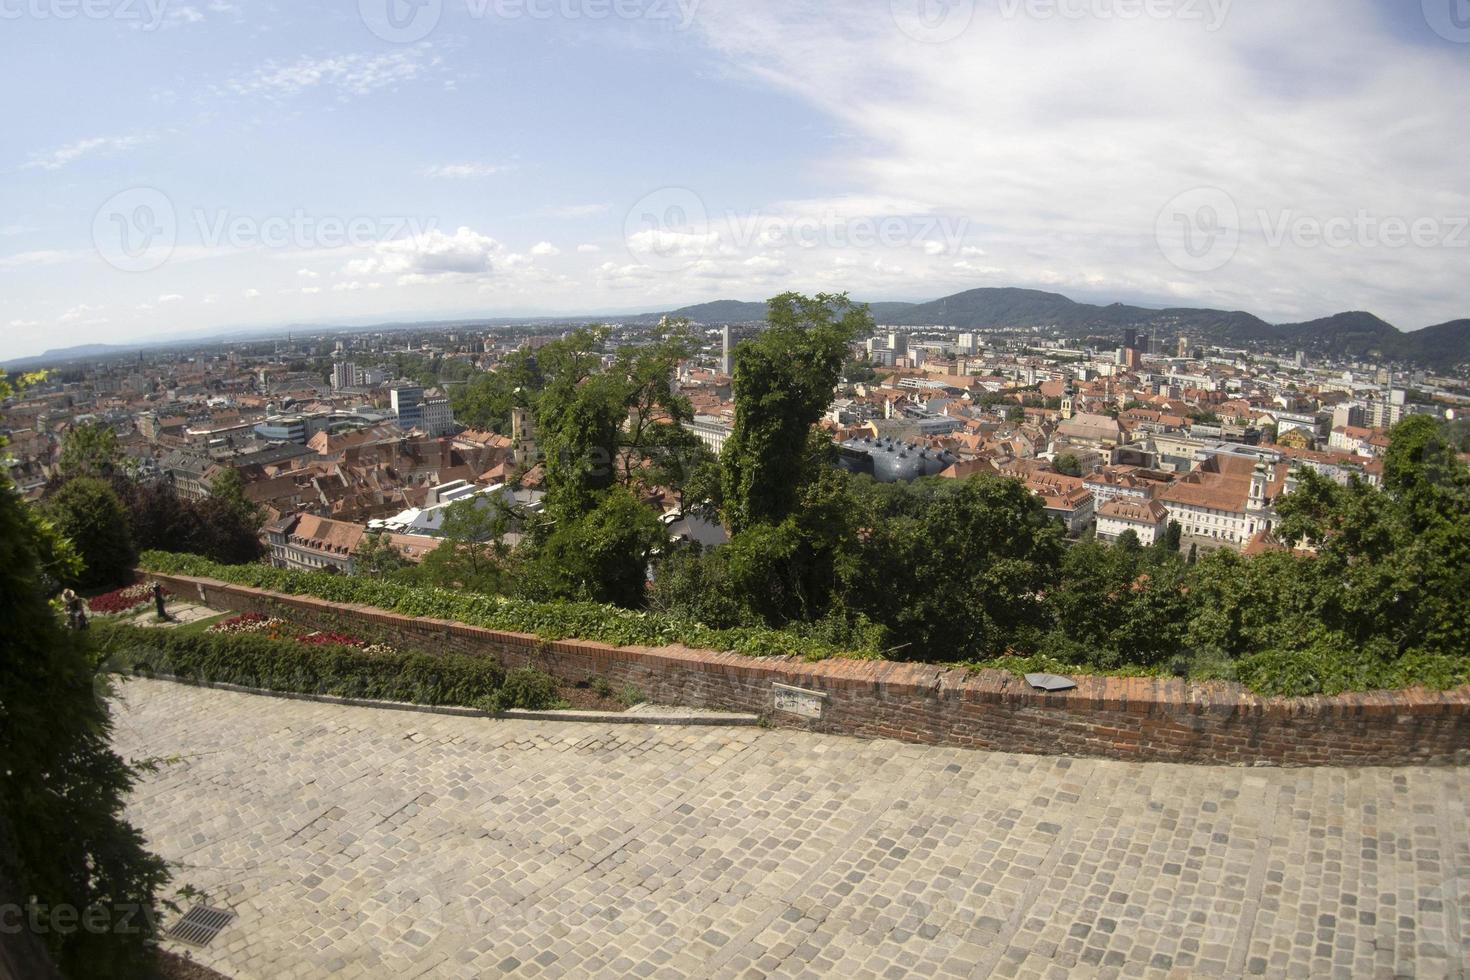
[166,904,235,947]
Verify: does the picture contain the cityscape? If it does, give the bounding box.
[3,2,1470,979]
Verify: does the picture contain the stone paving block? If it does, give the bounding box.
[112,679,1470,980]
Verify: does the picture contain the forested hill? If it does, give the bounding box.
[639,287,1470,370]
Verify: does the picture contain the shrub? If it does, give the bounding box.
[489,667,563,711]
[93,622,506,708]
[139,551,877,662]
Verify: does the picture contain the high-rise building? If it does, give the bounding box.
[1124,328,1138,350]
[1177,336,1190,359]
[332,361,358,390]
[390,383,426,431]
[720,325,733,375]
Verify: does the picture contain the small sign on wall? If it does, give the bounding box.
[773,682,828,720]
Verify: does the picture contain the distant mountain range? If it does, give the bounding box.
[9,287,1468,373]
[648,288,1470,371]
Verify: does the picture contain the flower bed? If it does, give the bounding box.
[89,583,170,616]
[207,612,287,635]
[208,614,394,654]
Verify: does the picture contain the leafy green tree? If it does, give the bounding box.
[533,324,700,523]
[42,477,137,589]
[450,347,543,433]
[718,467,862,627]
[1,382,169,978]
[58,421,128,481]
[720,293,869,534]
[118,478,264,566]
[420,494,518,593]
[1054,453,1083,477]
[843,474,1066,660]
[524,487,664,607]
[353,531,413,578]
[1045,540,1190,668]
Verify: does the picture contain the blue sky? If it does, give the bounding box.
[2,0,1468,359]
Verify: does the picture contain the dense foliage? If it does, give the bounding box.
[91,621,538,709]
[41,476,137,590]
[48,423,266,567]
[138,551,875,662]
[1,391,168,977]
[720,293,867,533]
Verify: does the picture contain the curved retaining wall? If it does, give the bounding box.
[149,572,1470,767]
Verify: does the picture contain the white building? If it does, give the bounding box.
[1096,499,1170,546]
[682,415,733,455]
[422,391,455,437]
[369,480,544,537]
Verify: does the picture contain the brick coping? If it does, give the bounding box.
[150,572,1470,720]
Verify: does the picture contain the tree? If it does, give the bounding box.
[57,421,128,481]
[720,293,869,533]
[424,494,517,592]
[524,487,665,607]
[1054,453,1083,477]
[841,474,1066,660]
[42,477,137,589]
[1,380,168,978]
[450,347,542,433]
[353,531,413,578]
[117,477,264,566]
[533,323,702,523]
[534,326,629,522]
[1045,539,1190,669]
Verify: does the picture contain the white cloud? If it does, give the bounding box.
[242,288,261,298]
[369,226,506,284]
[576,243,602,253]
[530,241,561,257]
[59,304,104,323]
[157,294,184,303]
[297,268,320,279]
[422,162,508,179]
[684,0,1470,327]
[23,134,151,171]
[224,46,442,100]
[626,228,721,259]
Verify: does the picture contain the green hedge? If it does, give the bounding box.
[92,621,544,710]
[139,551,876,662]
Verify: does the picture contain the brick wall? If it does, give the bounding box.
[151,572,1470,767]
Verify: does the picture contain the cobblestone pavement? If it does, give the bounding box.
[113,679,1470,980]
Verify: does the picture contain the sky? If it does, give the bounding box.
[1,0,1468,360]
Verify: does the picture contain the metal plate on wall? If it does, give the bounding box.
[773,683,829,720]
